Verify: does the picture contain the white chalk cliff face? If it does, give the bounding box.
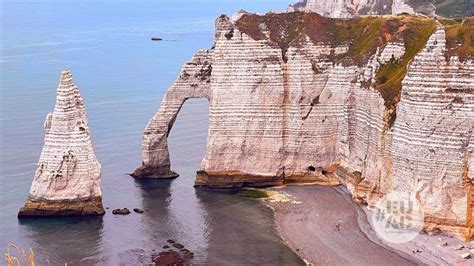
[134,13,473,241]
[288,0,414,17]
[19,69,104,217]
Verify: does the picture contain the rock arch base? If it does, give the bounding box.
[132,50,212,179]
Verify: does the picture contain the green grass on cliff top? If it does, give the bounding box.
[375,16,438,109]
[440,18,474,61]
[235,13,474,124]
[408,0,474,18]
[235,13,438,111]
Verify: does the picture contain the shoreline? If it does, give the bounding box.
[264,184,472,265]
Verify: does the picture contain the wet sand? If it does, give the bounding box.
[267,185,474,265]
[266,185,420,265]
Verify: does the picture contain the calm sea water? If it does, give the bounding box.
[0,0,304,264]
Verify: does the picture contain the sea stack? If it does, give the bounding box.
[18,69,104,217]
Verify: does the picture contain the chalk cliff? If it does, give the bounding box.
[288,0,414,18]
[19,69,104,217]
[288,0,473,18]
[134,13,473,240]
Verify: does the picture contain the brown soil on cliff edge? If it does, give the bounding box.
[235,12,402,66]
[408,0,474,18]
[440,18,474,61]
[236,14,473,128]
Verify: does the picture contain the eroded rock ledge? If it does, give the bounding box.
[18,197,104,217]
[19,69,104,217]
[134,13,473,240]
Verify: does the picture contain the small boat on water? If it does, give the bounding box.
[151,37,162,41]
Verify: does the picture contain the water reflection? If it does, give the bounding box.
[134,178,174,214]
[194,188,305,265]
[134,178,210,264]
[18,216,105,265]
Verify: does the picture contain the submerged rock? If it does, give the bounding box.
[237,188,269,198]
[133,208,144,213]
[172,243,184,249]
[18,69,104,217]
[151,251,184,265]
[152,243,194,265]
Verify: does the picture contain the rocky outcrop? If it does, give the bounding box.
[388,28,473,240]
[289,0,473,18]
[134,13,473,241]
[391,0,415,15]
[288,0,414,18]
[19,69,104,217]
[132,50,211,178]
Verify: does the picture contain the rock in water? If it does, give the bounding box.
[18,69,104,217]
[133,208,144,213]
[112,208,131,215]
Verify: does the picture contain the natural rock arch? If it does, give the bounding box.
[133,14,474,241]
[132,50,212,179]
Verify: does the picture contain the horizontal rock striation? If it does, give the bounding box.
[135,13,473,240]
[132,50,212,178]
[289,0,473,18]
[391,0,415,15]
[19,69,104,217]
[288,0,414,18]
[19,197,104,217]
[389,28,474,240]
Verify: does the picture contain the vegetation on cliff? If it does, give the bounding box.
[235,12,437,111]
[440,18,474,61]
[235,13,473,126]
[408,0,474,18]
[235,12,389,65]
[237,188,269,198]
[374,15,437,110]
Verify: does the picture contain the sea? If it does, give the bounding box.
[0,0,304,264]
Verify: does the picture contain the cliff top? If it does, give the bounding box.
[440,18,474,61]
[235,12,438,65]
[291,0,474,18]
[407,0,474,18]
[235,13,472,110]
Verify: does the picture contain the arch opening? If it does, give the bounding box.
[167,98,210,182]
